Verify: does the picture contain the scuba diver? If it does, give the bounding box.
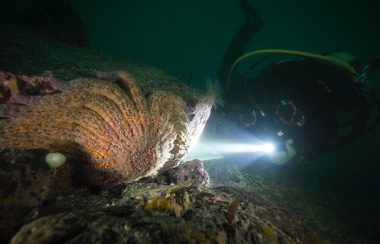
[215,0,380,164]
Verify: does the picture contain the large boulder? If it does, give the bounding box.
[0,71,213,187]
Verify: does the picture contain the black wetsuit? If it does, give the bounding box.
[215,0,377,162]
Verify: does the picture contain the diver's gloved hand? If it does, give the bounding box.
[268,139,296,165]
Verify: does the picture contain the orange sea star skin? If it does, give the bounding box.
[0,72,211,187]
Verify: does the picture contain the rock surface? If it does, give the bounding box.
[0,149,54,242]
[9,160,321,244]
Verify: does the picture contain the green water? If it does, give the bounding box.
[1,0,379,242]
[70,0,380,87]
[70,1,380,242]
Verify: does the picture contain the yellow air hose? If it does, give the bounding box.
[226,49,358,90]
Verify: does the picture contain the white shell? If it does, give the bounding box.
[45,152,66,168]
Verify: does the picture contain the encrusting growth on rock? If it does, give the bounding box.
[0,71,213,187]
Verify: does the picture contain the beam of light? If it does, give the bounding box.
[183,141,275,162]
[184,114,276,162]
[214,142,275,154]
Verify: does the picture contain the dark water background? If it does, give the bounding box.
[1,0,380,242]
[75,0,380,86]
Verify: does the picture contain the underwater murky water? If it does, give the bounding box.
[1,0,380,243]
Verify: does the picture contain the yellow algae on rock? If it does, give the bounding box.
[261,223,279,244]
[144,198,174,214]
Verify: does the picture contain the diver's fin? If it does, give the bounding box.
[217,0,263,89]
[240,0,263,28]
